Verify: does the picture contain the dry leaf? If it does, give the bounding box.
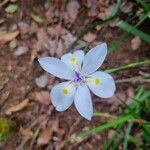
[20,127,33,141]
[83,32,96,42]
[9,39,17,49]
[31,13,43,23]
[131,36,141,50]
[14,46,29,56]
[55,40,65,57]
[18,21,30,34]
[47,25,61,37]
[66,0,80,22]
[33,91,50,105]
[34,28,49,51]
[121,2,133,13]
[37,128,52,145]
[61,29,76,49]
[45,8,54,23]
[0,30,19,44]
[35,73,49,88]
[5,99,30,115]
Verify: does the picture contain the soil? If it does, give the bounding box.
[0,0,149,150]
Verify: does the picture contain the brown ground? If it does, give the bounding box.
[0,0,149,150]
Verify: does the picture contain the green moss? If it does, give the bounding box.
[0,118,17,144]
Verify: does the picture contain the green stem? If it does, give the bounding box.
[67,15,118,51]
[105,60,150,74]
[123,122,134,150]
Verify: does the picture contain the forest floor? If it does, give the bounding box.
[0,0,150,150]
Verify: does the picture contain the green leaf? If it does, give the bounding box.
[74,115,133,139]
[127,135,142,146]
[117,21,150,43]
[108,14,148,52]
[5,4,18,13]
[139,0,150,12]
[142,123,150,142]
[111,0,123,16]
[123,122,133,150]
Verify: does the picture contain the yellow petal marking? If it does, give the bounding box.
[95,78,101,85]
[62,88,69,95]
[69,57,77,63]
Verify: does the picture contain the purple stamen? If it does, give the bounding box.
[73,71,83,83]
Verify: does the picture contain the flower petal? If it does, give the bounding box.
[82,43,107,75]
[87,71,116,98]
[74,85,93,120]
[50,82,76,111]
[61,50,84,70]
[38,57,74,80]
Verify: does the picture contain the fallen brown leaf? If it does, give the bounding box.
[5,99,30,115]
[83,32,96,42]
[14,46,29,56]
[55,39,65,57]
[66,0,80,22]
[47,25,61,38]
[33,91,50,105]
[131,36,141,50]
[35,73,49,88]
[34,28,49,51]
[0,30,19,44]
[18,21,30,34]
[20,127,33,141]
[9,39,17,49]
[121,1,133,13]
[31,13,44,23]
[37,128,52,145]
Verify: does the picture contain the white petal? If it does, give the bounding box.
[50,82,76,111]
[87,71,116,98]
[38,57,73,80]
[74,85,93,120]
[61,50,84,70]
[82,43,107,75]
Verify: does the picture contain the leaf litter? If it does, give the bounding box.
[0,0,149,149]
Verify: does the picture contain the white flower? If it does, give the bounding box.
[38,43,116,120]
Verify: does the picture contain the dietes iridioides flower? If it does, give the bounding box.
[38,43,116,120]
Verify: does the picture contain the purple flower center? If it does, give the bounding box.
[73,71,83,83]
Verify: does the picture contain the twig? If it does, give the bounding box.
[116,76,150,83]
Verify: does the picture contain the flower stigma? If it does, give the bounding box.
[73,71,84,84]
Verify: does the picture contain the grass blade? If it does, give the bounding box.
[117,21,150,43]
[108,14,148,52]
[76,115,133,138]
[139,0,150,12]
[123,122,134,150]
[111,0,123,17]
[102,125,123,150]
